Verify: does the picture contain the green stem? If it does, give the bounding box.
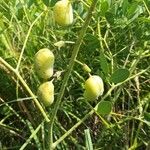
[20,121,43,150]
[142,0,150,16]
[16,11,45,71]
[52,110,94,149]
[0,57,50,122]
[48,0,99,149]
[75,59,84,66]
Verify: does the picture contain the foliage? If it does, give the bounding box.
[0,0,150,149]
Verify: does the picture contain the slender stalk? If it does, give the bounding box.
[142,0,150,16]
[0,57,50,122]
[48,0,99,149]
[52,110,94,149]
[16,11,45,71]
[20,122,43,150]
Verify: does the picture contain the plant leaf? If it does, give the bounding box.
[100,52,109,75]
[85,128,93,150]
[96,101,112,115]
[100,1,109,16]
[110,68,130,84]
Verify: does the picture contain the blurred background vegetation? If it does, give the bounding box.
[0,0,150,149]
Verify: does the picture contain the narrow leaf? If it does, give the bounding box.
[85,128,93,150]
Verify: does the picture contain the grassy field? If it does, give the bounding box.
[0,0,150,149]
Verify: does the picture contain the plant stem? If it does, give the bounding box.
[48,0,99,149]
[16,11,45,71]
[20,121,43,150]
[0,57,50,122]
[142,0,150,17]
[52,110,94,149]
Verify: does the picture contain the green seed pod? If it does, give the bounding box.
[37,81,54,107]
[53,0,73,26]
[82,64,91,73]
[83,75,104,101]
[34,48,54,79]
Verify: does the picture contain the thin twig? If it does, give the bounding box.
[16,11,45,71]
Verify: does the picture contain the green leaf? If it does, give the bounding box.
[50,0,58,7]
[144,112,150,122]
[0,105,11,115]
[27,0,36,8]
[84,33,100,49]
[122,0,129,16]
[85,129,93,150]
[105,12,115,24]
[96,101,112,115]
[127,3,138,19]
[100,52,109,75]
[110,68,130,84]
[100,1,109,16]
[42,0,57,6]
[87,0,92,5]
[42,0,50,6]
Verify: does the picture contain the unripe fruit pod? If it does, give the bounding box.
[82,64,91,73]
[37,81,54,107]
[83,75,104,101]
[53,0,73,26]
[34,48,54,79]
